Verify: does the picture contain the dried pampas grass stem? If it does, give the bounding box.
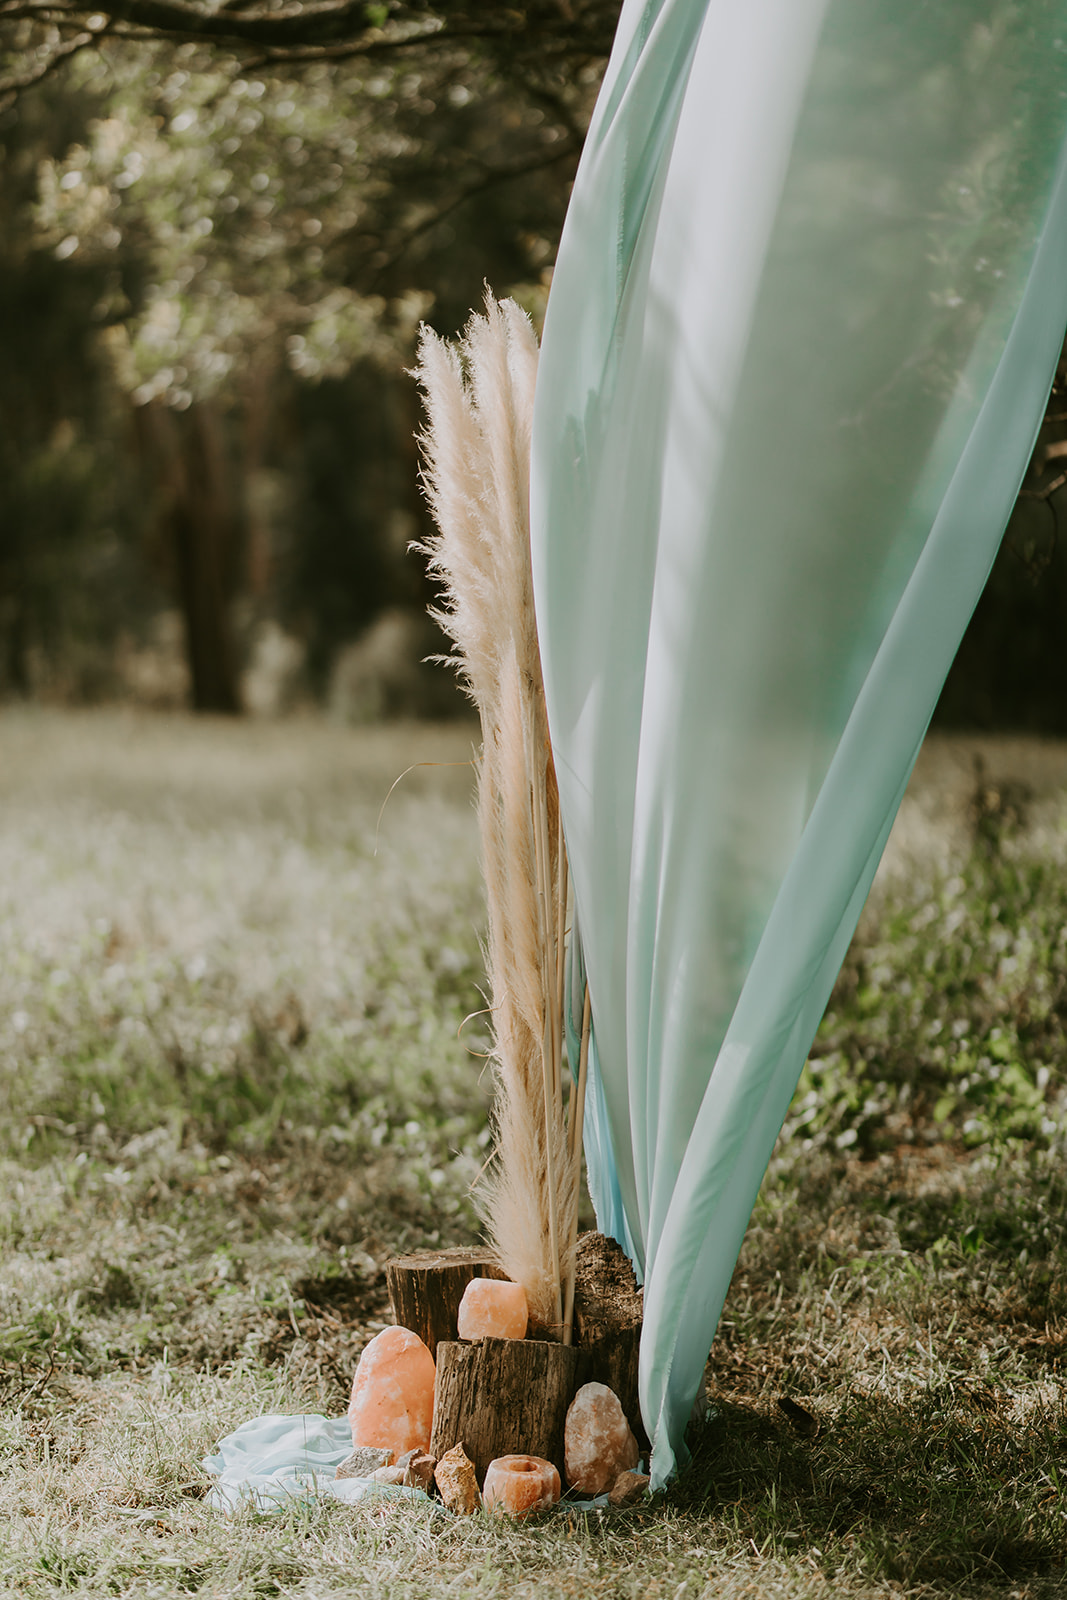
[412,293,580,1337]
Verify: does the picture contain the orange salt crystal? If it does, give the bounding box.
[347,1326,436,1457]
[483,1454,560,1517]
[564,1382,639,1495]
[456,1277,528,1341]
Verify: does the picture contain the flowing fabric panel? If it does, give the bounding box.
[531,0,1067,1486]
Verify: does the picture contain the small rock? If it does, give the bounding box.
[434,1442,481,1515]
[335,1444,394,1480]
[565,1382,639,1495]
[608,1469,649,1506]
[371,1465,408,1486]
[402,1451,437,1492]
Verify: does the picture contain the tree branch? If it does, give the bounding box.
[349,136,581,289]
[0,27,96,106]
[0,0,619,68]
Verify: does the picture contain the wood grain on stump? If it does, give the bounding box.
[385,1248,505,1357]
[430,1337,579,1485]
[572,1231,646,1447]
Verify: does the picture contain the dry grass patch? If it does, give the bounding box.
[2,714,1067,1597]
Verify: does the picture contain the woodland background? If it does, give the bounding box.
[2,0,1066,730]
[4,11,1067,1596]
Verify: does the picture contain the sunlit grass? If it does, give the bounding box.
[2,711,1067,1598]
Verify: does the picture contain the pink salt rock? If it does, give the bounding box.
[564,1382,639,1495]
[348,1326,436,1458]
[483,1454,560,1518]
[457,1277,529,1341]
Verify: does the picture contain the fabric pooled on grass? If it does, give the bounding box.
[202,1413,434,1514]
[203,1411,619,1514]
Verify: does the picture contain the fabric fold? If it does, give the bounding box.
[532,0,1067,1485]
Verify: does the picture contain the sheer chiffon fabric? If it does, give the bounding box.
[532,0,1067,1485]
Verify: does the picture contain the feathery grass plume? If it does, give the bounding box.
[412,294,575,1334]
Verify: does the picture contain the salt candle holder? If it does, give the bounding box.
[483,1454,560,1517]
[456,1277,528,1341]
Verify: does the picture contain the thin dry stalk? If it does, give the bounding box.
[412,293,577,1333]
[562,983,592,1345]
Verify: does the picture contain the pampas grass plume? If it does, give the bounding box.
[412,293,575,1333]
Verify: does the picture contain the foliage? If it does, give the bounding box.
[935,345,1067,734]
[0,1,621,104]
[0,79,162,700]
[790,824,1067,1158]
[0,3,604,705]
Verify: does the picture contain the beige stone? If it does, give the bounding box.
[370,1465,408,1486]
[564,1381,639,1495]
[434,1442,481,1515]
[335,1444,393,1480]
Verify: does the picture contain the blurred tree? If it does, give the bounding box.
[4,2,1065,726]
[0,1,612,708]
[935,340,1067,734]
[0,77,162,700]
[0,2,620,102]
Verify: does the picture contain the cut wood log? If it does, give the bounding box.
[430,1337,580,1485]
[385,1247,506,1357]
[572,1231,646,1448]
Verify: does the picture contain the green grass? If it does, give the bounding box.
[2,710,1067,1598]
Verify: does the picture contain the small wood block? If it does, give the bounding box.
[572,1232,646,1448]
[430,1337,580,1485]
[385,1247,506,1357]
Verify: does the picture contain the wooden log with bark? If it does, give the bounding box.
[429,1336,580,1485]
[572,1231,646,1447]
[385,1247,506,1357]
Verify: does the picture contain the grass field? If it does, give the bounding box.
[2,708,1067,1599]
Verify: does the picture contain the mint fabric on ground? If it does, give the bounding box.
[202,1414,431,1514]
[531,0,1067,1488]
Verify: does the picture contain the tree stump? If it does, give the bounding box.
[385,1247,505,1357]
[572,1231,646,1448]
[430,1337,580,1485]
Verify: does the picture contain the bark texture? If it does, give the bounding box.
[430,1336,579,1484]
[385,1247,505,1357]
[572,1231,646,1447]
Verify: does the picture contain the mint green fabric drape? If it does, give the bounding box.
[531,0,1067,1487]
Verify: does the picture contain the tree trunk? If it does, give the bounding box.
[385,1247,505,1357]
[430,1337,579,1485]
[572,1231,646,1448]
[141,401,242,714]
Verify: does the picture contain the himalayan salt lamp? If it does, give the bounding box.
[348,1326,435,1458]
[564,1382,639,1495]
[483,1454,561,1518]
[457,1276,529,1341]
